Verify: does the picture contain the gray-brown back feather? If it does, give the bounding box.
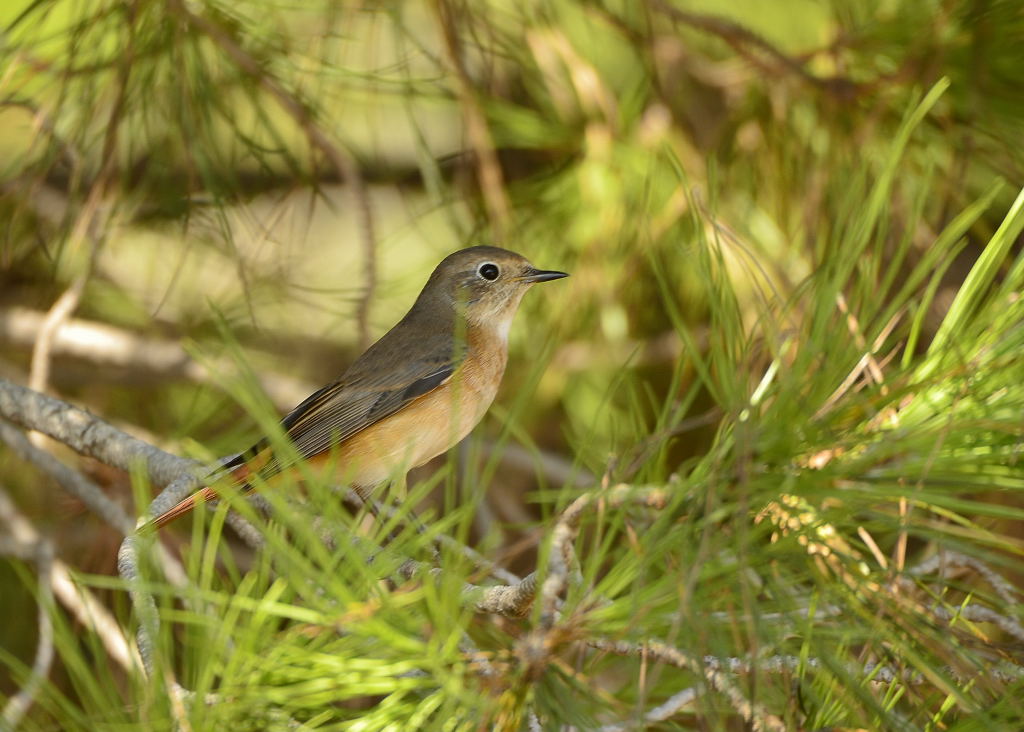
[238,290,465,479]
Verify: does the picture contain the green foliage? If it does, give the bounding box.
[2,0,1024,730]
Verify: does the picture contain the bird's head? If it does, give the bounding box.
[421,245,568,337]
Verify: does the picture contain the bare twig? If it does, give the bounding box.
[116,535,160,675]
[0,420,189,585]
[433,0,511,233]
[700,653,1024,686]
[0,534,54,730]
[0,377,203,676]
[28,168,107,412]
[28,274,90,398]
[464,572,538,617]
[437,531,522,585]
[539,493,586,628]
[0,306,313,411]
[648,0,860,99]
[0,420,134,534]
[538,484,669,628]
[344,487,523,584]
[167,0,378,349]
[224,509,268,550]
[381,540,537,618]
[596,686,699,732]
[910,551,1023,608]
[527,712,542,732]
[591,639,787,732]
[0,377,200,487]
[706,593,1024,649]
[508,484,672,685]
[930,604,1024,645]
[0,489,142,675]
[115,533,192,729]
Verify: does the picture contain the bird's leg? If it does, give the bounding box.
[387,475,442,562]
[350,483,382,521]
[347,477,440,562]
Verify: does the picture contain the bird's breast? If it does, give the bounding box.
[335,326,508,486]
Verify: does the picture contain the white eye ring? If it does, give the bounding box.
[478,262,500,281]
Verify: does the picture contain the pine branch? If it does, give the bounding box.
[0,377,199,487]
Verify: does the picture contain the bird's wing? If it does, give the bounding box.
[242,335,466,480]
[147,318,465,530]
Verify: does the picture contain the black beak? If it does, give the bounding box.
[521,268,569,283]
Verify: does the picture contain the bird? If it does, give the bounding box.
[147,245,568,529]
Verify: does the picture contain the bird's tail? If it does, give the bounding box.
[148,486,220,530]
[142,462,253,532]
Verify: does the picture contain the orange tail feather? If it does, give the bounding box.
[143,464,254,531]
[148,486,219,529]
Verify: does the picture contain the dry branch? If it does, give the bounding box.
[648,0,861,98]
[0,307,313,411]
[433,0,511,233]
[0,490,142,676]
[0,377,199,487]
[910,551,1023,608]
[0,533,53,730]
[0,418,189,586]
[464,572,538,617]
[591,638,787,732]
[166,0,378,350]
[596,686,699,732]
[0,420,134,534]
[28,274,90,399]
[701,653,1024,686]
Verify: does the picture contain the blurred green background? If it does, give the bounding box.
[2,0,1023,729]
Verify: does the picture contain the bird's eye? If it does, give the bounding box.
[478,262,500,281]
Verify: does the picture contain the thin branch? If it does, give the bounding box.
[0,419,189,586]
[910,551,1023,608]
[224,509,268,551]
[648,0,861,99]
[931,604,1024,646]
[28,273,90,398]
[537,484,669,628]
[596,686,699,732]
[539,493,585,628]
[0,377,199,487]
[166,0,378,349]
[0,534,54,730]
[591,639,786,732]
[464,572,538,617]
[0,489,142,675]
[381,539,537,618]
[433,0,511,232]
[0,378,191,670]
[437,530,522,585]
[116,535,160,676]
[527,712,542,732]
[0,306,313,410]
[0,420,134,534]
[115,533,192,728]
[344,487,523,585]
[700,653,1024,686]
[28,159,108,406]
